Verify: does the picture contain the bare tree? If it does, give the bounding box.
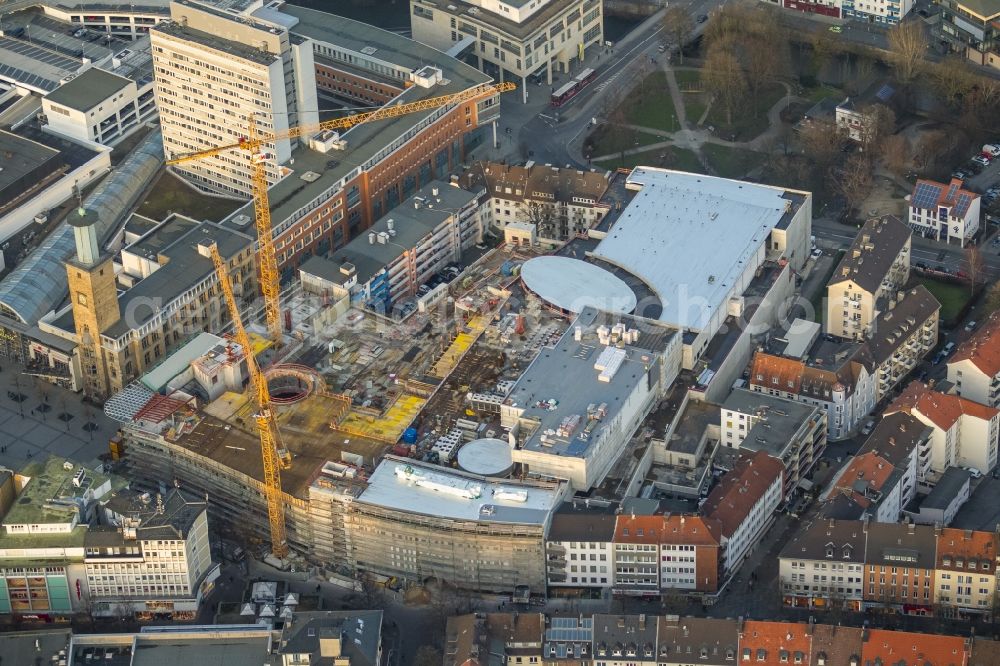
[799,119,845,171]
[883,134,911,176]
[933,56,975,107]
[360,576,386,609]
[965,246,984,293]
[983,280,1000,315]
[413,646,442,666]
[886,21,926,86]
[662,5,694,64]
[835,154,875,218]
[857,104,896,155]
[701,45,747,125]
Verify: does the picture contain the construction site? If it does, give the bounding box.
[110,235,577,563]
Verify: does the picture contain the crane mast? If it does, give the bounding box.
[207,241,288,559]
[167,82,515,347]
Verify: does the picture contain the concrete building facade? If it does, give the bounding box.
[151,0,317,195]
[410,0,604,91]
[825,215,911,341]
[909,177,981,245]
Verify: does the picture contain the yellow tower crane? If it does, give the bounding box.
[206,240,289,559]
[167,82,516,346]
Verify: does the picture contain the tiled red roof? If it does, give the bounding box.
[702,451,783,538]
[951,311,1000,378]
[862,629,967,666]
[890,382,998,430]
[740,621,812,666]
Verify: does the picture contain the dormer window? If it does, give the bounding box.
[826,548,834,558]
[758,649,767,661]
[701,647,709,659]
[794,651,804,664]
[780,649,789,663]
[743,647,752,661]
[817,652,827,666]
[727,648,736,661]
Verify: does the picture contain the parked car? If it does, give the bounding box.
[943,341,956,356]
[860,420,876,436]
[963,466,983,479]
[973,155,992,167]
[952,169,969,180]
[983,143,1000,158]
[966,320,978,332]
[810,248,823,259]
[915,261,928,270]
[828,25,842,32]
[416,284,431,296]
[657,44,667,53]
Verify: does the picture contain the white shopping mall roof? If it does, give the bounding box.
[592,167,797,331]
[520,256,636,315]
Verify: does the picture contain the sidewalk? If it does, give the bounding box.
[0,364,113,471]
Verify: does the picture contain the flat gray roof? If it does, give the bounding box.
[0,129,62,196]
[218,10,491,233]
[723,388,821,459]
[922,466,971,510]
[327,181,478,284]
[593,168,802,331]
[50,220,252,340]
[357,456,562,525]
[521,256,636,315]
[508,306,676,460]
[45,66,132,112]
[284,4,469,76]
[151,20,280,66]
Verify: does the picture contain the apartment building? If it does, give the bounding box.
[592,613,658,665]
[823,450,911,522]
[701,450,784,575]
[936,0,1000,70]
[298,181,487,315]
[0,458,115,618]
[862,629,968,666]
[542,614,593,665]
[720,388,827,499]
[949,312,1000,408]
[855,285,940,400]
[737,621,813,666]
[751,286,938,441]
[458,161,612,241]
[779,519,868,610]
[40,210,255,403]
[42,42,157,147]
[935,527,999,619]
[909,177,982,245]
[279,610,383,666]
[888,382,1000,478]
[611,513,722,597]
[825,215,911,341]
[444,613,544,666]
[0,457,214,620]
[656,617,740,666]
[86,488,215,619]
[151,0,318,195]
[863,522,937,613]
[841,0,913,24]
[410,0,604,92]
[545,501,616,591]
[841,424,920,514]
[749,351,876,441]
